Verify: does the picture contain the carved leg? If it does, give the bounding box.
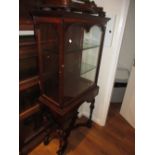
[43,110,58,145]
[57,111,78,155]
[87,98,95,128]
[57,130,68,155]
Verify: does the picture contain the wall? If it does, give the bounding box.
[111,0,135,103]
[79,0,130,126]
[120,66,135,127]
[117,0,135,72]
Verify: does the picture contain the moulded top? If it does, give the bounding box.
[20,0,107,30]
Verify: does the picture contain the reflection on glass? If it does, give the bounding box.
[64,25,102,103]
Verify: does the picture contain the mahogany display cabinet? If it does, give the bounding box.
[19,0,109,155]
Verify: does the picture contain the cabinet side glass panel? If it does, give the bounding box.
[39,23,59,102]
[64,25,102,103]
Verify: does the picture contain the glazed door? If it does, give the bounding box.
[63,24,102,104]
[36,23,60,103]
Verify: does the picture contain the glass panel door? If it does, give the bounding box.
[38,23,59,102]
[64,25,102,103]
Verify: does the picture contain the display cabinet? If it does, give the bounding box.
[33,14,106,108]
[32,2,109,155]
[19,0,109,155]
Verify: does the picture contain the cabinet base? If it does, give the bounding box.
[44,98,96,155]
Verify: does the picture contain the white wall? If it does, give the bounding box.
[79,0,130,126]
[111,0,135,103]
[117,0,135,72]
[120,66,135,127]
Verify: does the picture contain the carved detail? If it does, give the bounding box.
[39,0,105,16]
[64,23,104,35]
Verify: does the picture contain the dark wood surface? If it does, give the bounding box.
[20,108,55,155]
[42,0,71,6]
[20,103,41,121]
[29,103,135,155]
[19,0,108,30]
[19,76,39,91]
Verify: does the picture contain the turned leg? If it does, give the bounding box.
[73,99,95,129]
[57,111,78,155]
[43,110,58,145]
[87,98,95,128]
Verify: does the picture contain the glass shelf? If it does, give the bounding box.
[24,38,99,55]
[66,41,99,53]
[83,40,100,49]
[80,63,96,75]
[42,43,99,55]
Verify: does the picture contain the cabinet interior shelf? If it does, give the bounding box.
[43,44,99,55]
[38,39,99,54]
[83,41,100,49]
[80,63,96,75]
[66,44,99,53]
[20,110,54,146]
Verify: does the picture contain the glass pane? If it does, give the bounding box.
[39,23,59,102]
[64,25,102,103]
[19,36,38,81]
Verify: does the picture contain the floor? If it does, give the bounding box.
[29,102,135,155]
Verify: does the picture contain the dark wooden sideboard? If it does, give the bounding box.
[19,0,109,155]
